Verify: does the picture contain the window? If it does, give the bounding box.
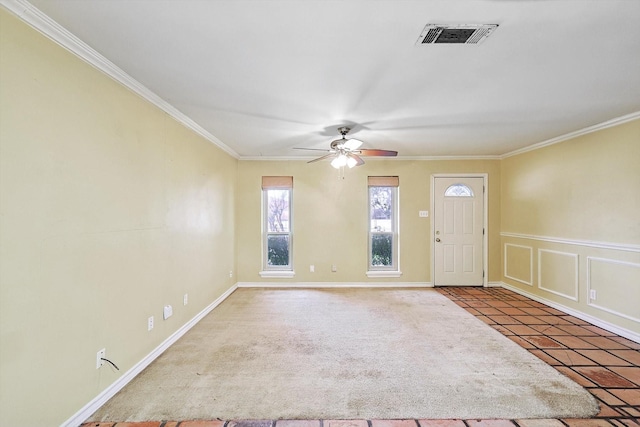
[261,177,293,275]
[368,176,399,273]
[444,183,474,197]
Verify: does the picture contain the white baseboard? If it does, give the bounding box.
[237,281,433,288]
[486,281,503,287]
[500,282,640,344]
[62,284,238,427]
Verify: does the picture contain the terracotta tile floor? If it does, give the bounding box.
[81,287,640,427]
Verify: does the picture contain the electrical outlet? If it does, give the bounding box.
[419,210,429,217]
[590,289,597,300]
[229,270,233,278]
[310,265,315,273]
[331,264,337,272]
[148,316,154,331]
[183,293,188,306]
[96,348,105,369]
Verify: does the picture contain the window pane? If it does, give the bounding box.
[267,235,289,266]
[444,183,474,197]
[370,187,392,232]
[267,189,290,232]
[371,233,393,266]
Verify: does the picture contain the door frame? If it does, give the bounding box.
[430,173,488,287]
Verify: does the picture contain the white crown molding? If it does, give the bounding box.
[4,0,637,163]
[501,111,640,159]
[239,155,501,161]
[1,0,239,159]
[500,232,640,253]
[397,155,501,161]
[237,110,640,161]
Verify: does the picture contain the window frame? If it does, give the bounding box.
[261,177,294,276]
[367,177,400,274]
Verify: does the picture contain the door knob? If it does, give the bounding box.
[435,238,441,242]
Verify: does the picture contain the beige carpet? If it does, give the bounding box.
[90,288,598,421]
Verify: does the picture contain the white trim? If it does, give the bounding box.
[500,232,640,253]
[258,270,295,278]
[501,111,640,159]
[504,243,533,286]
[431,174,488,287]
[500,282,640,344]
[486,281,503,287]
[6,0,634,165]
[0,0,239,159]
[395,155,501,161]
[366,270,403,278]
[238,281,432,288]
[240,155,502,162]
[240,110,640,162]
[538,249,579,302]
[587,257,640,323]
[4,0,635,164]
[61,284,238,427]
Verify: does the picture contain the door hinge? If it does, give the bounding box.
[483,228,485,235]
[483,270,485,278]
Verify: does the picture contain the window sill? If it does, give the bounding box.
[366,270,403,278]
[259,270,295,279]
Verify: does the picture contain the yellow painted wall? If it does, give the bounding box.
[0,10,237,426]
[502,120,640,243]
[237,159,501,284]
[500,119,640,334]
[2,4,639,426]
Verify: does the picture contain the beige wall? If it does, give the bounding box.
[0,10,237,426]
[237,159,501,284]
[500,119,640,334]
[2,5,639,427]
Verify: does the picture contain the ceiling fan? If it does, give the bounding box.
[294,127,398,168]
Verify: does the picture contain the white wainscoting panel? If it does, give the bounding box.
[588,257,640,323]
[502,232,639,339]
[504,244,533,286]
[538,249,579,301]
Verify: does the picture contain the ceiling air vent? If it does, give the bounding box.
[416,24,498,45]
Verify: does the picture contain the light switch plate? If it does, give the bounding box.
[163,305,173,320]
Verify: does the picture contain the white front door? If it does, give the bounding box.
[433,177,484,286]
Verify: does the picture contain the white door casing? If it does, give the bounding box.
[433,176,485,286]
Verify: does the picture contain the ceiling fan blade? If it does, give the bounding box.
[343,138,363,150]
[307,153,336,164]
[357,149,398,157]
[351,153,365,166]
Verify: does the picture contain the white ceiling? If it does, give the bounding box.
[16,0,640,159]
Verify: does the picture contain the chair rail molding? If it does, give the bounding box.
[500,232,640,253]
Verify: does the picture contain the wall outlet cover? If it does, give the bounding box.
[96,348,105,369]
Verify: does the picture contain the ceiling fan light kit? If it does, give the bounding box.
[331,153,358,169]
[296,126,398,170]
